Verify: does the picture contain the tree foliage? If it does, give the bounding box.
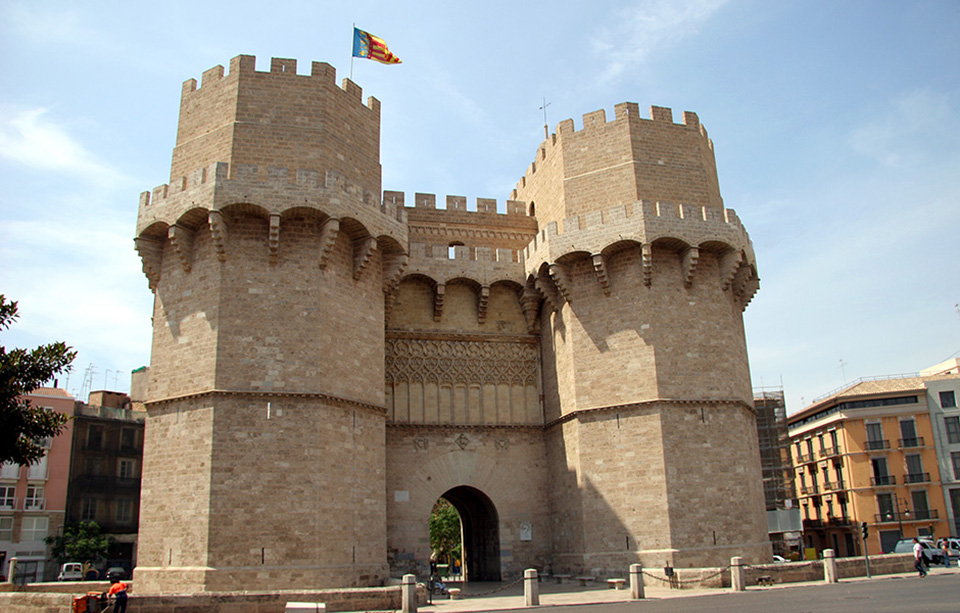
[46,521,114,565]
[429,498,462,564]
[0,295,76,465]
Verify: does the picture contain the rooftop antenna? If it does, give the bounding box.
[839,358,848,384]
[540,97,551,139]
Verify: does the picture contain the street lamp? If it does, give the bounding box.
[885,496,911,540]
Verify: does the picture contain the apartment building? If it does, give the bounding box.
[0,388,75,582]
[921,358,960,535]
[788,365,959,557]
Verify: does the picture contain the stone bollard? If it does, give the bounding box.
[629,563,645,599]
[524,569,540,606]
[823,549,838,584]
[6,558,16,585]
[730,556,745,592]
[402,573,417,613]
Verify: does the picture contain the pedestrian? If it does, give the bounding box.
[453,557,461,578]
[107,578,129,613]
[941,540,951,568]
[912,538,927,578]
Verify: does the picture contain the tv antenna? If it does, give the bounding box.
[540,97,551,139]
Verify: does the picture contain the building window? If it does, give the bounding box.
[87,426,103,451]
[120,428,137,450]
[116,499,134,524]
[26,455,47,480]
[85,456,102,476]
[911,490,931,520]
[941,391,957,408]
[81,497,98,521]
[899,419,920,447]
[24,485,44,510]
[952,452,960,480]
[118,459,137,480]
[0,462,20,480]
[865,422,886,449]
[0,516,12,540]
[946,416,960,444]
[20,516,48,541]
[0,485,15,509]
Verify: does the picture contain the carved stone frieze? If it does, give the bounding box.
[385,337,539,386]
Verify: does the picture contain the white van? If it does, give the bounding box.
[57,562,83,581]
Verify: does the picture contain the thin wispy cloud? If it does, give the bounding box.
[591,0,730,84]
[0,106,131,188]
[848,89,954,168]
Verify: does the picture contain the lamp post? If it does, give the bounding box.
[885,496,911,540]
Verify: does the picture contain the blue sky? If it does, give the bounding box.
[1,0,957,412]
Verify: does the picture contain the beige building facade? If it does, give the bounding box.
[133,55,770,594]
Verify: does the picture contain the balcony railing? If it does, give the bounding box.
[824,480,845,491]
[800,484,820,495]
[903,472,930,484]
[819,446,840,458]
[865,439,890,451]
[797,452,816,464]
[826,516,853,526]
[898,437,925,448]
[875,509,940,523]
[876,512,908,523]
[870,475,897,486]
[912,509,939,521]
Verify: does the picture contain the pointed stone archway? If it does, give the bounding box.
[440,485,501,582]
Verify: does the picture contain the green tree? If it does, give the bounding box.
[429,498,462,564]
[46,521,114,566]
[0,295,76,465]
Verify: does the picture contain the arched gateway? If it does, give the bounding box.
[441,486,501,582]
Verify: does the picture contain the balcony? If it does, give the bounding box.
[903,472,930,484]
[797,452,816,464]
[824,480,846,491]
[826,516,853,526]
[898,437,925,449]
[876,512,909,524]
[912,509,939,521]
[865,439,890,451]
[870,475,897,487]
[70,474,142,493]
[800,484,820,495]
[819,446,840,458]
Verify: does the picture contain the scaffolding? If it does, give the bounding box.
[754,388,796,510]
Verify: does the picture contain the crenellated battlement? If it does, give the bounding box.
[138,162,406,238]
[383,191,528,216]
[181,55,379,114]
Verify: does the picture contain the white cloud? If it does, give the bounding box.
[0,106,131,188]
[848,89,954,167]
[2,3,97,47]
[591,0,731,83]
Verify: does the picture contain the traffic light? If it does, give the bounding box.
[861,521,869,540]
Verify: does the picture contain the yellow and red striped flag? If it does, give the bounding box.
[352,27,402,65]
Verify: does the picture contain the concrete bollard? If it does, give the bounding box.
[730,556,745,591]
[524,569,540,606]
[402,573,417,613]
[823,549,838,584]
[629,563,645,599]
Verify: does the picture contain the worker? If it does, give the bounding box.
[107,578,128,613]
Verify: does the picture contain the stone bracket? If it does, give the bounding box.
[353,236,377,280]
[134,236,164,291]
[520,287,541,333]
[548,263,573,303]
[535,275,562,312]
[681,247,699,288]
[318,218,340,269]
[719,251,742,291]
[641,243,653,286]
[477,285,490,324]
[268,214,281,266]
[208,210,228,262]
[167,225,194,273]
[434,283,445,322]
[592,253,610,295]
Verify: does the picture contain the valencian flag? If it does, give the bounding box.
[353,27,402,65]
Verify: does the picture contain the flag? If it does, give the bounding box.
[353,27,402,65]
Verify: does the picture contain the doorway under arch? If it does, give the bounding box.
[440,485,501,582]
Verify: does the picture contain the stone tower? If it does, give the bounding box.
[135,56,768,594]
[134,56,406,593]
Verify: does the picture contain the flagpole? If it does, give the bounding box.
[350,23,356,81]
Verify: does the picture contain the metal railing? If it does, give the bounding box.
[903,472,930,484]
[898,437,925,448]
[865,439,890,451]
[870,475,896,486]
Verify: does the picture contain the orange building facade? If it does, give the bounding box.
[788,373,957,557]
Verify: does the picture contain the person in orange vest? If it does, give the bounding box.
[107,579,128,613]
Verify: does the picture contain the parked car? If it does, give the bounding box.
[58,562,83,581]
[892,538,944,564]
[106,566,127,581]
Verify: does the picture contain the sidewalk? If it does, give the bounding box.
[421,565,960,612]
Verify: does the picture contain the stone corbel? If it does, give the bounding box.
[382,253,409,295]
[167,225,194,272]
[134,236,164,292]
[547,263,573,303]
[353,236,377,280]
[477,285,490,324]
[535,275,562,312]
[318,218,340,269]
[434,283,445,322]
[519,287,541,333]
[591,254,610,296]
[641,243,653,286]
[268,214,281,266]
[719,251,743,291]
[681,247,700,288]
[208,210,229,262]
